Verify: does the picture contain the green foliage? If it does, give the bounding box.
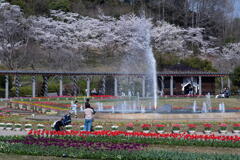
[48,82,59,93]
[154,52,179,71]
[48,0,70,12]
[224,36,237,44]
[11,86,31,97]
[7,0,26,10]
[231,66,240,87]
[180,57,217,72]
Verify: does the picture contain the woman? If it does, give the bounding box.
[83,104,94,131]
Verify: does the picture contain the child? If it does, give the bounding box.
[71,101,78,118]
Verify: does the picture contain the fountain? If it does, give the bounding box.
[202,102,207,113]
[219,102,225,113]
[145,25,158,110]
[118,15,158,111]
[206,93,212,112]
[193,100,197,113]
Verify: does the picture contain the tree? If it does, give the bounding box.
[180,57,217,72]
[0,3,31,70]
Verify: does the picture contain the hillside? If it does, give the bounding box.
[0,0,240,72]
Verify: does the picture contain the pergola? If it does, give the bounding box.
[0,70,230,98]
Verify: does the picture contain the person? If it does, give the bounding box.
[85,98,96,114]
[224,87,230,98]
[91,88,97,95]
[54,111,73,131]
[83,99,96,131]
[83,103,94,131]
[71,100,78,118]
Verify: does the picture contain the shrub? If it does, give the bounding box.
[126,123,134,131]
[203,123,212,131]
[141,124,151,131]
[48,0,71,12]
[219,123,227,130]
[233,124,240,130]
[156,124,165,131]
[187,124,197,131]
[172,124,181,131]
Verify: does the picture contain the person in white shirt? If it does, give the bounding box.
[71,101,78,118]
[83,105,94,131]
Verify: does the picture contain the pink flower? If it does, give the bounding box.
[219,123,227,127]
[155,124,165,128]
[187,124,197,128]
[141,124,151,128]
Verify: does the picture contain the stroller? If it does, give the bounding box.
[53,112,72,131]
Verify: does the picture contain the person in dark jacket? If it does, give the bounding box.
[54,111,73,131]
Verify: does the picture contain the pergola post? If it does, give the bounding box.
[170,76,173,96]
[86,77,90,97]
[102,76,106,95]
[161,76,164,96]
[5,75,9,99]
[59,76,63,96]
[114,77,118,96]
[43,76,48,97]
[221,77,224,91]
[142,76,145,97]
[199,76,202,95]
[15,75,20,97]
[227,77,231,89]
[32,76,36,97]
[72,76,77,96]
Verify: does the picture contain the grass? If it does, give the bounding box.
[0,152,76,160]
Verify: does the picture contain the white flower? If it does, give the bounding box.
[6,123,13,127]
[0,123,5,127]
[80,125,84,129]
[14,123,22,128]
[111,125,119,130]
[65,125,73,130]
[95,125,103,130]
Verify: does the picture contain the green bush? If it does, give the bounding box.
[48,82,59,93]
[180,57,217,72]
[48,0,70,12]
[11,86,32,97]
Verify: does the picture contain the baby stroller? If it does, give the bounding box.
[53,112,72,131]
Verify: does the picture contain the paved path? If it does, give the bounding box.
[0,130,28,136]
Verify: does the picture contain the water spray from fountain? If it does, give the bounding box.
[118,13,158,111]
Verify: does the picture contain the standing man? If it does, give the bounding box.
[71,100,78,118]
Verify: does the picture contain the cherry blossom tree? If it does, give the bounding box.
[0,3,31,69]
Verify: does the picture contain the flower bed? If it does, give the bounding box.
[27,130,240,148]
[0,137,238,160]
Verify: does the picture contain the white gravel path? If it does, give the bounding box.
[0,130,28,136]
